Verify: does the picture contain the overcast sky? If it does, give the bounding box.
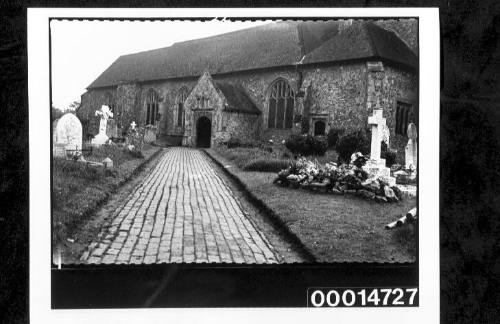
[50,19,271,110]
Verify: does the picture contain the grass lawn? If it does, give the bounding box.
[52,144,161,249]
[214,144,339,172]
[208,148,417,263]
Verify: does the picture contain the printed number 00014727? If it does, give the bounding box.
[308,288,418,307]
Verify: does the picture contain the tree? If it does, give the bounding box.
[51,106,64,122]
[67,100,80,112]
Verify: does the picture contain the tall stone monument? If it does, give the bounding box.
[91,105,113,146]
[362,109,396,186]
[52,113,82,158]
[405,123,418,171]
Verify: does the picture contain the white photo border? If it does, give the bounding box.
[29,7,439,324]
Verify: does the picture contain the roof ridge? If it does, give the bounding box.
[87,20,416,89]
[365,22,418,68]
[364,21,380,58]
[171,21,281,47]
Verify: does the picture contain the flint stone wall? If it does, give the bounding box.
[81,61,416,155]
[212,112,260,145]
[301,63,369,135]
[376,65,417,162]
[79,88,115,139]
[182,72,224,147]
[139,79,197,137]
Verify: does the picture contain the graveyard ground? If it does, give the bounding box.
[207,148,417,263]
[52,144,162,262]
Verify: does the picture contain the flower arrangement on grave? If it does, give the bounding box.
[275,152,403,203]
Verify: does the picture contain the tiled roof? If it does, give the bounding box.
[301,21,418,67]
[88,20,417,89]
[216,82,261,115]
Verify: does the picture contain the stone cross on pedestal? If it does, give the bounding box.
[362,108,396,186]
[367,109,386,163]
[91,105,114,146]
[95,105,113,132]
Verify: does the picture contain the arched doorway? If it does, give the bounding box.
[314,120,326,136]
[196,116,212,148]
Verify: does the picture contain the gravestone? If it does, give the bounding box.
[362,109,396,186]
[91,105,113,146]
[144,125,157,143]
[405,123,418,171]
[52,113,82,158]
[102,157,113,168]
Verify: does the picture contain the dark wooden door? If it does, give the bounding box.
[196,116,212,148]
[314,120,326,136]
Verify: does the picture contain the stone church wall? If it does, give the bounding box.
[376,65,418,162]
[139,79,197,137]
[214,68,301,142]
[80,60,416,154]
[301,61,417,163]
[301,62,369,134]
[116,82,141,134]
[78,87,116,139]
[212,112,260,144]
[182,72,226,147]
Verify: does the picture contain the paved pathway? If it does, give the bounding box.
[81,147,279,264]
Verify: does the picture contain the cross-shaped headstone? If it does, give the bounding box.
[94,105,114,137]
[130,121,137,130]
[95,105,113,120]
[367,109,386,162]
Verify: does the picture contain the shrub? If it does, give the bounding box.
[381,141,397,167]
[223,137,263,149]
[327,128,345,148]
[301,117,310,134]
[285,134,328,156]
[382,149,397,167]
[127,149,144,159]
[225,137,242,148]
[336,129,371,163]
[285,134,306,154]
[243,158,293,172]
[314,136,328,155]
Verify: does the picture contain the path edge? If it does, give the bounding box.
[203,148,317,263]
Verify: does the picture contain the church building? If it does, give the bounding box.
[77,19,418,155]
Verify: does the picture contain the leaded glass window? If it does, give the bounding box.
[146,90,159,126]
[268,79,295,129]
[177,87,188,127]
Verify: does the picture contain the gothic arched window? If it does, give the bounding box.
[146,90,159,125]
[177,87,188,127]
[268,79,294,129]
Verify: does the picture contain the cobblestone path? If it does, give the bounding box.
[81,147,279,264]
